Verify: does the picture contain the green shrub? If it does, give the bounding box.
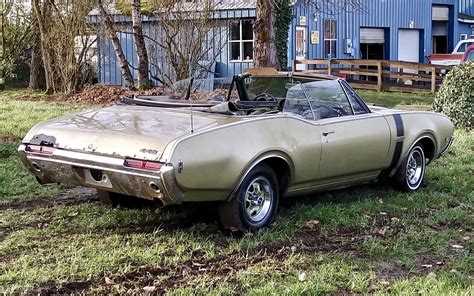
[433,62,474,130]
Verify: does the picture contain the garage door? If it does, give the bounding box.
[360,28,385,44]
[398,29,420,63]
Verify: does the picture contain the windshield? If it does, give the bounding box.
[244,75,322,101]
[283,80,355,120]
[457,42,474,53]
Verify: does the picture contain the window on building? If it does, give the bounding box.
[229,20,254,61]
[324,19,337,58]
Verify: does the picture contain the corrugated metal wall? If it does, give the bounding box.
[94,0,471,86]
[291,0,462,64]
[458,0,474,16]
[92,9,255,86]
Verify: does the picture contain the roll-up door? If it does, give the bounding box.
[360,28,385,44]
[398,29,420,63]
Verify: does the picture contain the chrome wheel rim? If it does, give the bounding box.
[244,176,273,222]
[406,148,424,189]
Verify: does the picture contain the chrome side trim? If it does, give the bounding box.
[388,134,438,177]
[226,153,293,202]
[439,136,454,157]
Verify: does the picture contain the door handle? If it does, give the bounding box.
[322,131,335,137]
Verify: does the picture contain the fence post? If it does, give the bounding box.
[292,60,297,72]
[328,60,332,75]
[377,61,383,92]
[431,67,437,93]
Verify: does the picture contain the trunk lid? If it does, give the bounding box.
[24,105,230,161]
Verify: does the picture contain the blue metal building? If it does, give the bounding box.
[290,0,473,64]
[93,0,473,86]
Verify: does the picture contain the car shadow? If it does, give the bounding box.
[99,181,396,237]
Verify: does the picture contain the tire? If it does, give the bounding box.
[392,143,426,192]
[218,164,279,232]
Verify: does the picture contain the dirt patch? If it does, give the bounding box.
[82,227,389,293]
[21,212,437,294]
[31,281,91,295]
[0,187,98,211]
[0,135,15,144]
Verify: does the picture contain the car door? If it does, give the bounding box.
[317,113,391,180]
[298,80,391,181]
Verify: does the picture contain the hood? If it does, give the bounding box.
[23,105,237,161]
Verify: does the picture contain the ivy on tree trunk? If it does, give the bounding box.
[275,0,292,71]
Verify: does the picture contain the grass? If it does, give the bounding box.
[0,89,473,294]
[358,90,434,108]
[0,89,91,140]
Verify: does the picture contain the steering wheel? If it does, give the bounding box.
[253,93,277,102]
[328,105,347,117]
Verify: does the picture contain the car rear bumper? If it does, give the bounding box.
[18,144,184,207]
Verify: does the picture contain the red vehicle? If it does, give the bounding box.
[461,45,474,63]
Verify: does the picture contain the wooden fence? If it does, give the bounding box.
[292,59,453,93]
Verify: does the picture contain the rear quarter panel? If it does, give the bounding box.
[397,112,454,161]
[166,116,322,202]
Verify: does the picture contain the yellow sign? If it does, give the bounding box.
[311,31,320,44]
[299,16,307,26]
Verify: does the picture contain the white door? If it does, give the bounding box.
[398,29,420,63]
[295,26,307,71]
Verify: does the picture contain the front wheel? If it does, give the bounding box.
[392,143,426,191]
[218,164,279,232]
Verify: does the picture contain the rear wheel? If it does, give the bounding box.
[218,164,279,232]
[392,143,426,191]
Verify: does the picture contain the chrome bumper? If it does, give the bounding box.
[18,144,184,206]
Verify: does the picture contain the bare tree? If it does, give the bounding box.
[32,0,98,94]
[147,0,226,84]
[96,0,135,88]
[28,11,42,89]
[131,0,151,89]
[32,0,54,93]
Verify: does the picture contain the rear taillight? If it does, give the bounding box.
[26,145,55,155]
[124,158,163,171]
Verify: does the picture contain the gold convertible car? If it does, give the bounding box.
[18,73,454,231]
